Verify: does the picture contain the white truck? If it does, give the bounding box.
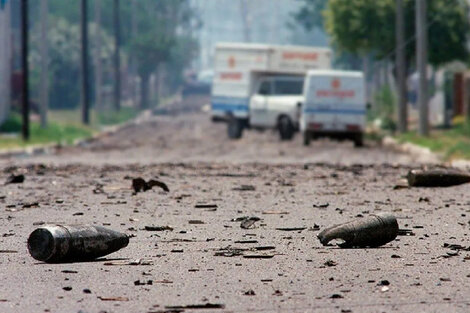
[211,43,331,140]
[300,70,366,147]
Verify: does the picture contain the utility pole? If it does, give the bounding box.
[94,0,102,110]
[113,0,121,111]
[81,0,90,125]
[21,0,30,140]
[239,0,251,42]
[130,0,138,107]
[416,0,428,136]
[39,0,48,128]
[396,0,407,133]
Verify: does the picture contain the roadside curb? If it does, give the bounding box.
[382,136,470,168]
[382,136,441,164]
[0,110,151,160]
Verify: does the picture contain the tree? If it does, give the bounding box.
[322,0,469,67]
[129,0,198,109]
[294,0,327,31]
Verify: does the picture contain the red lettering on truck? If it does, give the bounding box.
[282,52,318,61]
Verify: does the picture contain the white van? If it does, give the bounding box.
[300,70,366,147]
[211,43,331,140]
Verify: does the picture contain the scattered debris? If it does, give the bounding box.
[144,225,174,231]
[313,203,329,208]
[27,224,129,263]
[132,177,169,193]
[188,220,205,225]
[324,259,337,267]
[104,259,153,266]
[97,296,129,301]
[5,174,25,185]
[262,210,289,215]
[232,185,256,191]
[194,204,218,209]
[243,254,275,259]
[407,168,470,187]
[317,213,398,248]
[214,247,245,257]
[275,227,306,232]
[244,289,256,296]
[397,229,414,236]
[134,280,153,286]
[164,303,225,310]
[234,240,258,244]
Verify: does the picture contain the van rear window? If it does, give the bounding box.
[273,80,303,95]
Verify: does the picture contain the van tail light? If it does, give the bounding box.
[308,123,323,130]
[346,124,360,131]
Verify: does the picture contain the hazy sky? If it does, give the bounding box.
[191,0,328,70]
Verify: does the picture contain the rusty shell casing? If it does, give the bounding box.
[27,224,129,263]
[317,213,398,248]
[407,169,470,187]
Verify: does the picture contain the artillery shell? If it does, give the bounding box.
[27,224,129,263]
[407,169,470,187]
[317,213,398,248]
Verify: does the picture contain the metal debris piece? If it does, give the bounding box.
[5,174,25,185]
[144,225,173,231]
[407,169,470,187]
[27,224,129,263]
[317,213,399,248]
[240,217,261,229]
[132,177,169,193]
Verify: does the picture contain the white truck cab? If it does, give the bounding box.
[211,43,331,140]
[301,70,366,147]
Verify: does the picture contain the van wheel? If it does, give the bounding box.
[227,118,243,139]
[303,132,310,146]
[279,116,294,141]
[353,134,364,147]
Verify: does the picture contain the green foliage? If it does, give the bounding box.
[0,113,22,133]
[0,113,94,149]
[323,0,470,66]
[396,120,470,160]
[294,0,328,31]
[97,107,138,125]
[369,86,397,131]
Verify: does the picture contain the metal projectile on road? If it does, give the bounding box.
[407,168,470,187]
[317,213,398,248]
[27,224,129,263]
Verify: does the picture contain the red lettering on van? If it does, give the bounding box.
[316,90,355,98]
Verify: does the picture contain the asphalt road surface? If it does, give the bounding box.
[1,111,469,313]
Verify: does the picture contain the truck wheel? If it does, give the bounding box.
[353,134,364,147]
[303,132,310,146]
[279,116,294,141]
[227,118,243,139]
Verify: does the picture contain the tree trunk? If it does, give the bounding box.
[39,0,48,128]
[140,73,149,110]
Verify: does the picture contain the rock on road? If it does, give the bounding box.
[1,111,469,313]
